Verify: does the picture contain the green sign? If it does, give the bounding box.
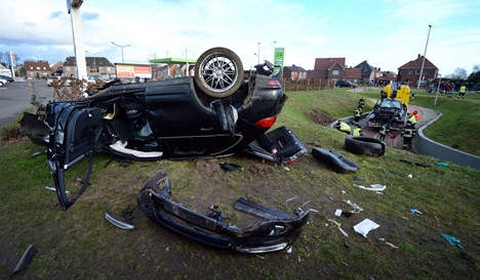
[274,47,285,67]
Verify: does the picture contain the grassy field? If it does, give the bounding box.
[0,88,479,279]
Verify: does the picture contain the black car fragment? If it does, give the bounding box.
[137,170,315,253]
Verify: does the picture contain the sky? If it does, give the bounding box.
[0,0,479,76]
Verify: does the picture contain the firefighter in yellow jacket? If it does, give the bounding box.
[383,82,393,99]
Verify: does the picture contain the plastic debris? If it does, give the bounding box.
[385,242,399,249]
[440,233,464,249]
[436,161,449,167]
[409,208,423,215]
[353,219,380,238]
[407,174,413,178]
[354,184,386,192]
[343,199,363,213]
[219,162,242,172]
[45,186,70,194]
[335,209,343,217]
[11,244,37,276]
[328,219,349,237]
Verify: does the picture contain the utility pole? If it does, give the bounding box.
[417,24,432,89]
[111,42,131,63]
[68,0,87,80]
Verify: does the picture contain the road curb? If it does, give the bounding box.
[414,113,480,170]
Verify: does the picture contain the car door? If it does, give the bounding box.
[45,102,104,210]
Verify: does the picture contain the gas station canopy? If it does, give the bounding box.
[149,58,197,64]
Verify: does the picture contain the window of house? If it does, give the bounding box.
[332,70,339,75]
[408,70,413,75]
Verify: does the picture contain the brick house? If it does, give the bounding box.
[283,65,307,81]
[344,68,362,84]
[63,56,115,78]
[354,60,379,84]
[24,61,51,79]
[307,57,345,87]
[398,54,438,87]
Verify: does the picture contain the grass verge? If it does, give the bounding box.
[0,88,478,279]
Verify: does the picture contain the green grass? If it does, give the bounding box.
[0,88,479,279]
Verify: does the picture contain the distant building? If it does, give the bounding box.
[398,54,438,87]
[63,56,115,78]
[283,65,307,81]
[344,68,362,84]
[307,57,346,87]
[24,60,51,79]
[354,60,379,84]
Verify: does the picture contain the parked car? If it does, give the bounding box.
[21,47,306,211]
[335,80,357,88]
[0,75,14,83]
[0,78,7,87]
[366,98,408,130]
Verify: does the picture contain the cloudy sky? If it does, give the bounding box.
[0,0,479,76]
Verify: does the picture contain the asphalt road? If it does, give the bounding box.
[0,80,54,128]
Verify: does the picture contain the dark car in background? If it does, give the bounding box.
[0,75,14,83]
[335,80,357,88]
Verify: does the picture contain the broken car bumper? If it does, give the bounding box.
[137,170,313,253]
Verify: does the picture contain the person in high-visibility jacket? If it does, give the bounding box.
[352,126,363,136]
[353,107,362,124]
[379,124,388,141]
[383,82,393,99]
[459,84,467,98]
[335,120,351,134]
[407,113,417,127]
[402,123,416,150]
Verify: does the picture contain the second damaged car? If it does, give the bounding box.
[21,47,306,210]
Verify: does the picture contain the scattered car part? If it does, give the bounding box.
[354,183,386,192]
[327,219,349,237]
[105,210,135,230]
[343,199,363,213]
[311,147,359,173]
[353,219,380,238]
[344,136,385,156]
[11,244,37,276]
[219,162,241,172]
[244,126,307,164]
[137,170,314,253]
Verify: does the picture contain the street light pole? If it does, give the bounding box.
[257,42,261,64]
[111,41,131,63]
[417,24,432,89]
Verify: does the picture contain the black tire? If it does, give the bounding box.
[344,136,385,156]
[194,47,244,98]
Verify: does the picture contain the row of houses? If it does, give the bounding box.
[24,57,116,80]
[22,53,439,88]
[283,54,439,87]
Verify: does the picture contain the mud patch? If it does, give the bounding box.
[309,109,334,125]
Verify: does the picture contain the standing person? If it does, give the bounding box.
[383,82,393,99]
[353,107,362,124]
[379,124,388,141]
[402,123,416,150]
[407,113,417,128]
[459,84,467,98]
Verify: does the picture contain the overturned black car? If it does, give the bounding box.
[21,47,306,211]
